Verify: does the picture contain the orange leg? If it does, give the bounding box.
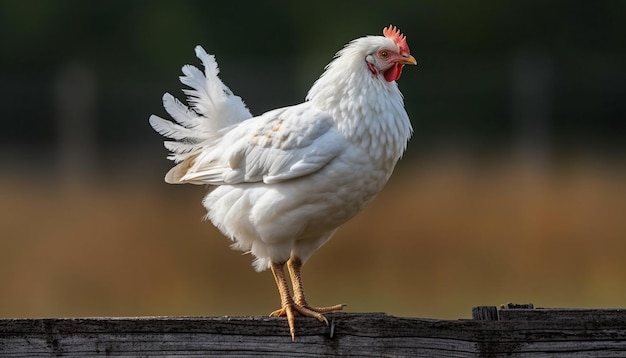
[269,258,344,340]
[288,257,345,314]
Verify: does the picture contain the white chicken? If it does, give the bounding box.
[149,25,416,340]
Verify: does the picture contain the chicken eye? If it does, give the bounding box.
[380,50,389,58]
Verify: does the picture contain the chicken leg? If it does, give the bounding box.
[288,257,345,314]
[269,258,344,340]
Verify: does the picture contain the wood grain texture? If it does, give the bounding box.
[1,310,626,357]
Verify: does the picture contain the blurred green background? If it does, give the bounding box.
[1,0,624,320]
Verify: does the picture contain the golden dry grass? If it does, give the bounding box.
[1,157,625,320]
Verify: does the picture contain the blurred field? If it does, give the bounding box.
[1,157,625,320]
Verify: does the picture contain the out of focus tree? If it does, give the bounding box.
[0,0,624,177]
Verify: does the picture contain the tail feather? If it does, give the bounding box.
[180,65,211,111]
[150,45,253,174]
[149,114,197,141]
[178,46,252,132]
[162,93,204,131]
[163,140,201,155]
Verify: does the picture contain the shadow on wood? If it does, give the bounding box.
[2,306,626,357]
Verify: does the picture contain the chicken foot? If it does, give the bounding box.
[269,258,344,340]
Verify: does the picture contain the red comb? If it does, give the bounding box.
[383,25,410,54]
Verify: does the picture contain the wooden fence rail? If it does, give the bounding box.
[2,304,626,357]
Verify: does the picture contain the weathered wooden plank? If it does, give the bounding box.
[499,307,626,322]
[1,311,626,357]
[472,306,499,321]
[0,314,480,357]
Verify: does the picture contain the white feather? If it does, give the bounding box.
[162,93,203,130]
[149,45,251,163]
[148,115,197,140]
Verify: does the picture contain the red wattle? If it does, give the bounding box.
[384,63,404,82]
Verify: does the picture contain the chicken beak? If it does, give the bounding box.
[398,55,417,66]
